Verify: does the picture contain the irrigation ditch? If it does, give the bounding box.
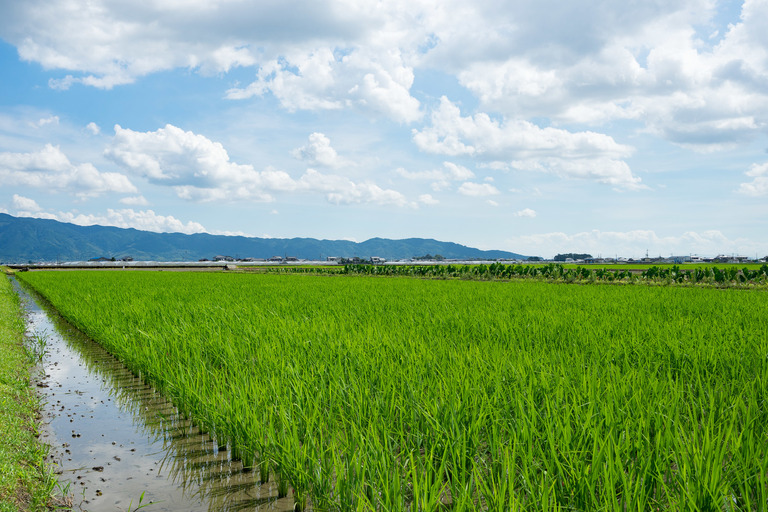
[12,277,296,511]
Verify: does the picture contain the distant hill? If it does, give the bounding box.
[0,213,527,263]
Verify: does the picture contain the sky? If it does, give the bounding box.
[1,0,767,259]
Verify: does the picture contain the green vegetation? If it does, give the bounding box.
[338,262,768,286]
[0,275,57,511]
[242,261,768,286]
[17,270,768,511]
[553,253,592,261]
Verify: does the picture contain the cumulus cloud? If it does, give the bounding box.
[86,122,101,135]
[298,168,411,207]
[105,124,414,207]
[35,115,59,127]
[18,208,208,235]
[505,229,761,259]
[7,0,768,141]
[738,162,768,196]
[0,0,423,121]
[106,124,294,202]
[5,0,768,145]
[0,144,137,198]
[418,193,438,205]
[414,97,642,189]
[293,132,342,167]
[397,161,474,181]
[452,1,768,150]
[226,46,422,122]
[12,194,42,212]
[2,1,310,87]
[119,195,149,206]
[414,97,634,159]
[507,158,644,190]
[397,161,475,190]
[458,182,500,197]
[226,49,345,110]
[515,208,536,218]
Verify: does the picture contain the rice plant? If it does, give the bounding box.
[17,270,768,511]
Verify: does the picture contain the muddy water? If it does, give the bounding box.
[13,278,296,512]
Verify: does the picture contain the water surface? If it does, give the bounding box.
[13,277,295,511]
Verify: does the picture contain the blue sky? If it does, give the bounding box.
[1,0,767,259]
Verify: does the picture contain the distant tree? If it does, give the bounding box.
[527,256,543,261]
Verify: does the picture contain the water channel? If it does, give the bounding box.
[13,277,296,511]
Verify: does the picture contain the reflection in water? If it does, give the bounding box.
[13,277,295,512]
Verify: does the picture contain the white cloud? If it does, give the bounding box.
[106,124,293,202]
[105,124,415,207]
[413,97,643,189]
[293,132,342,167]
[508,158,644,190]
[226,49,345,110]
[3,1,278,88]
[738,162,768,196]
[397,161,474,181]
[451,1,768,150]
[1,0,425,122]
[119,195,149,206]
[350,62,422,122]
[397,161,475,191]
[227,46,422,122]
[35,115,59,127]
[12,194,42,212]
[415,97,634,159]
[0,144,137,198]
[5,0,768,144]
[18,208,207,235]
[515,208,536,218]
[418,193,438,205]
[505,229,762,259]
[298,168,411,207]
[86,122,101,135]
[458,182,500,197]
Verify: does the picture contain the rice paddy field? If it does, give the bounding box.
[16,270,768,511]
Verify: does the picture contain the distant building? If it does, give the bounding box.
[371,256,386,264]
[713,254,750,263]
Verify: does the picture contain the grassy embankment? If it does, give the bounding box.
[17,270,768,511]
[0,268,56,511]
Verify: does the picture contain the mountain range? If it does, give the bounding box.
[0,213,528,263]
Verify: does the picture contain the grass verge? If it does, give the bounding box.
[0,273,56,511]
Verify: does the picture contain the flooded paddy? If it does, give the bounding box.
[13,278,295,511]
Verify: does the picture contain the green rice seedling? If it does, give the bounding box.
[15,271,768,511]
[26,328,48,362]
